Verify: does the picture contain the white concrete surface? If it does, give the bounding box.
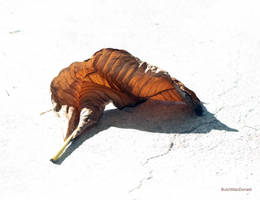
[0,0,259,199]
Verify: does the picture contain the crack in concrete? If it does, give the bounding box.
[217,80,238,98]
[129,143,173,194]
[128,106,237,195]
[131,115,224,195]
[243,125,259,131]
[142,142,174,166]
[5,89,10,96]
[129,170,153,193]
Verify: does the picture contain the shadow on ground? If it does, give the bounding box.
[53,100,238,164]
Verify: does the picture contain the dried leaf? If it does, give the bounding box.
[50,48,202,141]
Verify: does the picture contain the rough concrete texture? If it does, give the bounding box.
[0,0,259,199]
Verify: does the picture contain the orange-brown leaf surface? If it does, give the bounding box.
[51,48,202,140]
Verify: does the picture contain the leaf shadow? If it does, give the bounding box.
[53,100,238,164]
